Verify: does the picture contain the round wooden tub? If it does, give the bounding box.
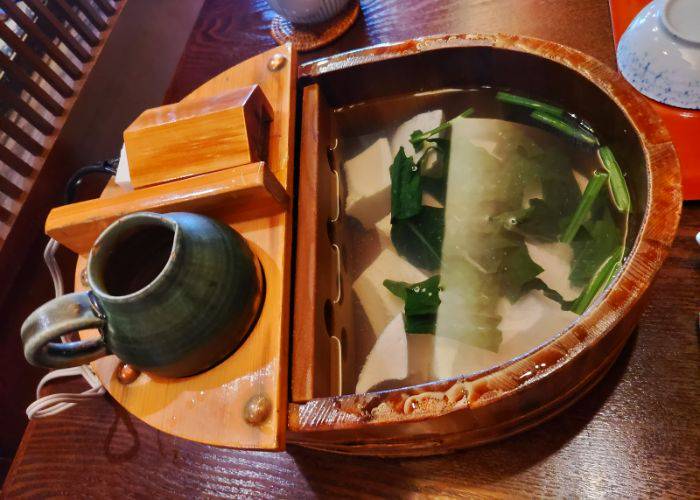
[287,34,682,456]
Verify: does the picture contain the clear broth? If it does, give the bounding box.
[333,88,628,394]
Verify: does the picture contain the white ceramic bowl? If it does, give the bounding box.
[267,0,350,24]
[617,0,700,109]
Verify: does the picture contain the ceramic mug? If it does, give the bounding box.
[21,212,264,378]
[267,0,350,24]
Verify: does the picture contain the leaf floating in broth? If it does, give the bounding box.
[530,110,599,147]
[571,245,624,314]
[496,91,566,117]
[410,107,474,150]
[383,275,441,334]
[569,202,621,288]
[389,147,422,221]
[522,278,576,311]
[391,206,444,271]
[493,145,582,244]
[598,146,631,213]
[498,244,545,303]
[495,198,561,242]
[561,170,609,244]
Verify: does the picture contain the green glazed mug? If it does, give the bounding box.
[21,212,264,378]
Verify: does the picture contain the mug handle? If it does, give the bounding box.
[21,291,109,369]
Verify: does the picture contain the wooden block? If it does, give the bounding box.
[46,162,288,254]
[124,84,273,188]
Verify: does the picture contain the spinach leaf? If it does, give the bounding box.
[382,279,408,300]
[383,275,441,334]
[391,206,444,271]
[522,279,575,310]
[404,275,441,315]
[496,147,582,243]
[569,203,620,287]
[498,243,545,302]
[538,149,582,218]
[404,314,439,334]
[389,147,422,221]
[494,198,560,242]
[571,245,624,314]
[410,108,474,151]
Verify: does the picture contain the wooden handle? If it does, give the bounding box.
[46,162,288,254]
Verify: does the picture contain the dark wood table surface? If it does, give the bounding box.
[4,0,699,497]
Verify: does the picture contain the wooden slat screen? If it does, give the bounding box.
[0,0,123,301]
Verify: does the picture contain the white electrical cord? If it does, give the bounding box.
[25,238,105,419]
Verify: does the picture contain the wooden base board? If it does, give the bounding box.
[75,44,296,450]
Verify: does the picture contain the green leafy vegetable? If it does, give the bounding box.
[561,170,609,244]
[389,147,422,221]
[391,206,444,271]
[383,275,441,333]
[495,146,581,242]
[496,91,565,117]
[569,202,620,287]
[538,149,582,218]
[495,198,561,242]
[410,108,474,150]
[531,110,599,147]
[522,279,575,310]
[598,146,631,212]
[571,246,624,314]
[498,244,545,302]
[382,279,408,300]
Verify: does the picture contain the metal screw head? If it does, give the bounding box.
[80,268,89,287]
[267,53,287,72]
[116,363,140,384]
[243,394,272,425]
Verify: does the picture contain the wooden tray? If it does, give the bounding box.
[53,34,681,456]
[69,44,296,450]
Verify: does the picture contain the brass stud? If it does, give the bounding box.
[267,53,287,72]
[80,268,89,287]
[243,394,272,425]
[116,363,140,384]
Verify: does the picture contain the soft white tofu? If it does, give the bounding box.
[352,248,428,336]
[390,110,443,156]
[526,241,581,301]
[355,314,408,394]
[375,213,392,248]
[431,290,578,380]
[343,137,393,229]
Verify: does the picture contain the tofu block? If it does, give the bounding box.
[431,291,578,380]
[355,314,408,394]
[391,110,443,156]
[526,241,581,301]
[375,213,392,247]
[343,137,393,229]
[391,110,445,178]
[352,248,428,335]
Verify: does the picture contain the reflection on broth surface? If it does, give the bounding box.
[334,88,630,394]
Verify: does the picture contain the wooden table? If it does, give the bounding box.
[4,0,699,496]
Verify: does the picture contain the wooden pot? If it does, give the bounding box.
[287,34,681,456]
